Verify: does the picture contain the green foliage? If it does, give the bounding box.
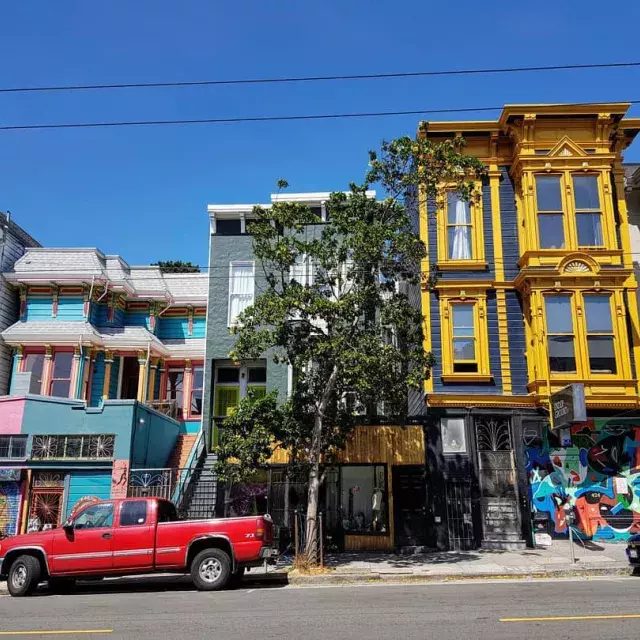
[214,135,485,542]
[153,260,200,273]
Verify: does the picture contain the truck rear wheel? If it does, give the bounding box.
[7,555,41,597]
[191,548,231,591]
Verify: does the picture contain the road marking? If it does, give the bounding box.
[0,630,113,636]
[501,614,640,623]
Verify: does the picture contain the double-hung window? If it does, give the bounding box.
[190,366,204,416]
[573,176,604,247]
[0,435,28,459]
[441,295,491,381]
[545,295,576,373]
[584,294,616,374]
[534,172,608,250]
[165,369,184,415]
[228,261,255,326]
[24,353,45,393]
[447,193,473,260]
[452,304,477,373]
[536,176,565,249]
[49,352,73,398]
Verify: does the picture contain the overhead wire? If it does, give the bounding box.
[2,99,640,132]
[1,61,640,94]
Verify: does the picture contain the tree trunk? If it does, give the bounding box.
[303,366,338,563]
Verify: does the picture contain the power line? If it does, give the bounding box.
[2,100,640,132]
[2,61,640,94]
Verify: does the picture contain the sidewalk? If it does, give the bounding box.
[287,540,633,585]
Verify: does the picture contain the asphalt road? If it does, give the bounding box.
[1,575,640,639]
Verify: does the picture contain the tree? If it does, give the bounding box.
[215,137,485,562]
[153,260,200,273]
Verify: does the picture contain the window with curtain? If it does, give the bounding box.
[536,176,565,249]
[441,417,467,454]
[452,304,477,373]
[166,369,184,414]
[584,294,616,374]
[228,262,255,326]
[49,352,73,397]
[446,193,473,260]
[545,295,576,372]
[190,366,204,416]
[24,353,45,393]
[573,175,604,247]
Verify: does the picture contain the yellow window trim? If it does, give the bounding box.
[439,292,491,381]
[436,182,485,269]
[529,170,617,253]
[540,288,631,383]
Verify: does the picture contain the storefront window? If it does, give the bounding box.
[340,465,387,534]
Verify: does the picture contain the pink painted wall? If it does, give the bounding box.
[0,397,26,434]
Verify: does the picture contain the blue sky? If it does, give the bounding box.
[1,0,640,267]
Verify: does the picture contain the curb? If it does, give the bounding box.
[287,565,632,585]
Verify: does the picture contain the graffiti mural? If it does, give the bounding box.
[0,482,21,536]
[525,419,640,541]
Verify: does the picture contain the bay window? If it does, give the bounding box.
[24,353,45,393]
[49,352,73,397]
[544,291,620,377]
[573,175,604,247]
[165,369,184,415]
[584,295,616,374]
[534,172,610,251]
[536,175,565,249]
[545,295,576,373]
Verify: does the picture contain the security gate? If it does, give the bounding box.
[445,479,475,550]
[475,417,522,544]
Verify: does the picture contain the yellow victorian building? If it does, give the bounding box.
[416,104,640,550]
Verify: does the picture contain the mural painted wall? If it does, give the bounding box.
[0,480,21,536]
[525,419,640,541]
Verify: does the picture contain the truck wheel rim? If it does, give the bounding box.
[12,564,27,589]
[199,558,222,583]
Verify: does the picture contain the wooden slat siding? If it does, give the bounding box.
[344,532,393,551]
[191,317,206,338]
[0,234,29,394]
[486,291,503,393]
[506,290,528,394]
[267,425,425,465]
[24,296,54,320]
[56,297,85,320]
[90,352,106,406]
[499,168,521,282]
[125,311,150,329]
[65,471,112,518]
[167,434,198,469]
[157,317,190,339]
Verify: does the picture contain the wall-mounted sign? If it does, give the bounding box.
[550,384,586,430]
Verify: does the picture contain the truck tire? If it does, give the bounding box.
[48,577,77,594]
[191,548,231,591]
[7,555,41,597]
[228,566,245,588]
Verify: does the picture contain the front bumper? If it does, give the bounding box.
[626,545,640,565]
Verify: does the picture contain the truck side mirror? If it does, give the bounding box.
[62,519,74,532]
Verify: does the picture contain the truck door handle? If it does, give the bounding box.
[102,533,112,540]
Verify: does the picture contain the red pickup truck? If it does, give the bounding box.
[0,497,277,597]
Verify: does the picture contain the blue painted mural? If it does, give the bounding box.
[525,419,640,541]
[0,481,21,536]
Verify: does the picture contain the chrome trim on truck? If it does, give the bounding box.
[0,546,50,575]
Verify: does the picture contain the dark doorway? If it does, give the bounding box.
[392,465,427,548]
[120,356,140,400]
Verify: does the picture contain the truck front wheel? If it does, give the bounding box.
[191,548,231,591]
[7,555,41,597]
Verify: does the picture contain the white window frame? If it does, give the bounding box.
[440,417,467,454]
[228,261,255,327]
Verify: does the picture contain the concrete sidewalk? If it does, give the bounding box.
[288,540,632,584]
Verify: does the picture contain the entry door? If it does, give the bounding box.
[51,502,114,574]
[475,417,522,542]
[120,357,140,400]
[392,466,427,547]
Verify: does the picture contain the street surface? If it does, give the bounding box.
[0,575,639,638]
